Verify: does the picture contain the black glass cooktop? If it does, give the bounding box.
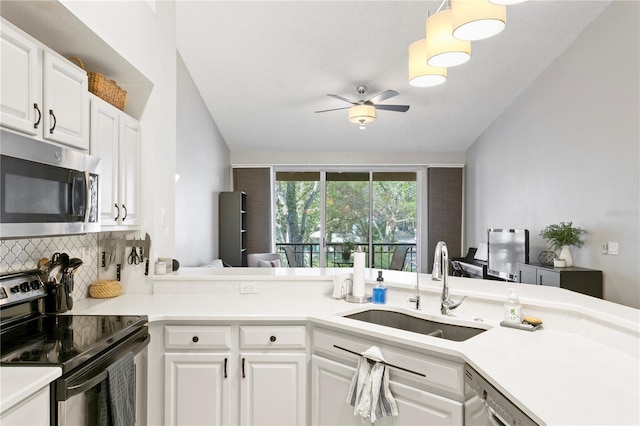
[0,314,147,373]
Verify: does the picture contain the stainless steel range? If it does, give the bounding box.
[0,269,149,425]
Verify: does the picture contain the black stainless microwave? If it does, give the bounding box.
[0,133,100,238]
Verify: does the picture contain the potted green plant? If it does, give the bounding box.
[539,221,586,267]
[341,241,356,260]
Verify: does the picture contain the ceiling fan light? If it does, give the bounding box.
[408,39,447,87]
[426,9,471,68]
[349,105,376,124]
[452,0,506,41]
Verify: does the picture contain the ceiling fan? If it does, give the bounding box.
[315,85,410,129]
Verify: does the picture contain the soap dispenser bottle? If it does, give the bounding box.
[504,288,522,323]
[373,271,387,304]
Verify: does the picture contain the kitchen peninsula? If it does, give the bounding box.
[64,268,639,425]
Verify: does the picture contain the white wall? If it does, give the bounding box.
[61,0,177,293]
[175,53,231,266]
[465,1,639,308]
[231,150,465,167]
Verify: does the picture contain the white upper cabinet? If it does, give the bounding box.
[42,51,89,149]
[0,20,40,136]
[118,113,142,227]
[90,95,141,229]
[0,17,89,150]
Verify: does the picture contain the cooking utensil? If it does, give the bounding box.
[47,263,62,284]
[128,240,142,265]
[120,236,126,270]
[68,258,83,292]
[143,233,151,275]
[38,258,50,279]
[115,237,125,281]
[108,233,116,268]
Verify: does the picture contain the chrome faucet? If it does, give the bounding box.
[432,241,467,315]
[405,261,420,310]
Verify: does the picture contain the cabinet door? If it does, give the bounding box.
[311,355,463,426]
[164,353,231,426]
[240,353,306,426]
[311,355,361,426]
[379,380,463,426]
[42,51,89,149]
[0,385,49,425]
[119,115,141,226]
[537,269,560,287]
[90,97,120,225]
[517,264,537,285]
[0,21,41,136]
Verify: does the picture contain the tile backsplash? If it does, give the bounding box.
[0,234,99,301]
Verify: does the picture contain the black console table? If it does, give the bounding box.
[516,263,603,298]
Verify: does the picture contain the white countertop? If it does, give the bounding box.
[0,367,61,414]
[4,268,640,424]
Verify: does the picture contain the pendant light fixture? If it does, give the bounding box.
[426,8,471,68]
[451,0,506,41]
[409,39,447,87]
[349,105,376,129]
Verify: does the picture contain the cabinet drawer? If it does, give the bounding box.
[313,327,464,400]
[538,269,560,287]
[240,325,306,349]
[164,325,232,350]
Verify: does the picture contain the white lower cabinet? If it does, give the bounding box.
[311,356,462,426]
[0,385,49,425]
[165,353,231,425]
[160,323,307,426]
[311,327,464,426]
[240,353,306,425]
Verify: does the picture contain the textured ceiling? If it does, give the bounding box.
[176,1,611,154]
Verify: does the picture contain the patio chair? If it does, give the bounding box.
[247,253,282,267]
[283,246,298,267]
[388,245,410,270]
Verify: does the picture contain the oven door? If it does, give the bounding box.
[54,328,149,426]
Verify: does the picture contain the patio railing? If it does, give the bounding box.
[276,242,416,270]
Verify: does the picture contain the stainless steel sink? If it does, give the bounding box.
[344,309,486,342]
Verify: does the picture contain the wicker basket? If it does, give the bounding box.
[68,56,127,111]
[89,280,122,299]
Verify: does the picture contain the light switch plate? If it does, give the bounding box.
[608,242,619,255]
[240,282,258,294]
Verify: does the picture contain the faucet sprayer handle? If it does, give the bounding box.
[441,295,468,315]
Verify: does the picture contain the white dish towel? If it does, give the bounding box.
[346,346,398,423]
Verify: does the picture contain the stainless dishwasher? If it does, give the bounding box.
[464,364,539,426]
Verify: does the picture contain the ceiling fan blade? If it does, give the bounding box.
[367,90,399,104]
[375,104,410,112]
[327,94,359,105]
[315,106,352,113]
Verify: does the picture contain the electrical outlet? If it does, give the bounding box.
[240,282,258,294]
[608,242,619,255]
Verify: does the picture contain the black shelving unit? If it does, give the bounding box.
[219,191,247,266]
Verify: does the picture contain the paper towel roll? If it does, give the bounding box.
[352,250,366,297]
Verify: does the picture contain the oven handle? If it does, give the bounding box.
[65,333,149,397]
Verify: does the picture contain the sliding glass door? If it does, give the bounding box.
[325,172,370,266]
[275,170,417,269]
